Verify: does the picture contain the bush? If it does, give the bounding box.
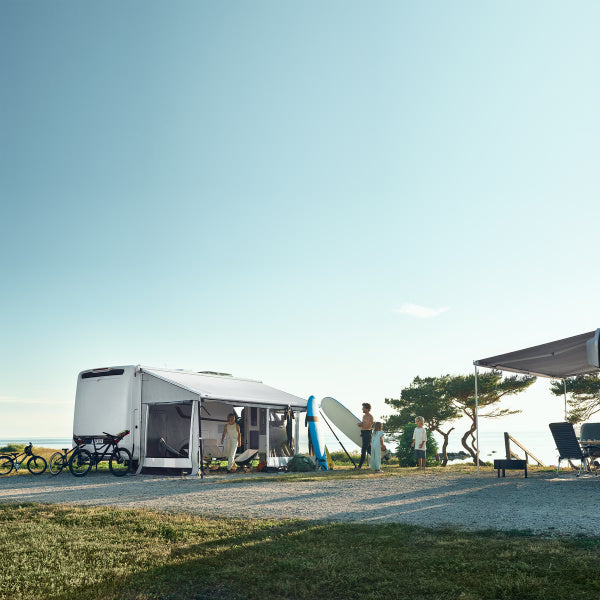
[0,444,24,453]
[329,451,361,464]
[395,423,439,467]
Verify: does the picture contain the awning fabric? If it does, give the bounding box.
[141,367,307,410]
[474,330,600,379]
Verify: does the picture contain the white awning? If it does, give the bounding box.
[474,329,600,379]
[141,367,307,410]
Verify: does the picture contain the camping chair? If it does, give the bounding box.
[158,437,188,458]
[548,422,590,476]
[234,448,258,468]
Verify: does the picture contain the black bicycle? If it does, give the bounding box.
[68,430,132,477]
[48,437,86,475]
[0,443,47,475]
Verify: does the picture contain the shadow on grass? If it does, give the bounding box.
[55,517,600,600]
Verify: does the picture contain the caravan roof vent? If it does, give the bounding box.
[198,371,233,377]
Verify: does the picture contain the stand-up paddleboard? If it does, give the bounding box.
[306,395,328,470]
[320,396,362,448]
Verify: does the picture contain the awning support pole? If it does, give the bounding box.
[294,410,300,455]
[197,399,204,479]
[474,364,479,474]
[266,408,270,466]
[563,379,567,421]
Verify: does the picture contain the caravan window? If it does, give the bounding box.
[81,369,125,379]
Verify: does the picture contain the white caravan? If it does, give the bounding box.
[73,366,307,474]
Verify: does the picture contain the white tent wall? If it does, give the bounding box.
[140,373,199,471]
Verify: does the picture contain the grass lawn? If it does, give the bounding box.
[1,503,599,600]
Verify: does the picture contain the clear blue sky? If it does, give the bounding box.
[1,1,599,438]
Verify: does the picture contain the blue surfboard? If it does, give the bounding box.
[306,395,328,470]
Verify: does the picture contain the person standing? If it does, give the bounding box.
[356,403,374,469]
[411,416,427,470]
[369,422,386,472]
[221,413,241,472]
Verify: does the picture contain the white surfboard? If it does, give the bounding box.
[320,396,362,448]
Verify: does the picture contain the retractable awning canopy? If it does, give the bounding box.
[141,367,307,410]
[474,329,600,379]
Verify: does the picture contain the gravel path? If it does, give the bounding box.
[0,471,598,536]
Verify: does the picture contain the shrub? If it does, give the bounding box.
[329,451,361,464]
[0,444,25,453]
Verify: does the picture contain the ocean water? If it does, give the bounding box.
[2,429,562,466]
[0,438,73,450]
[299,428,561,466]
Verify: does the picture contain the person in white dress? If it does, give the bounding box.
[221,413,241,472]
[369,422,386,472]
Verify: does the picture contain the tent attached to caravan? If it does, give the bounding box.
[472,328,600,467]
[73,366,308,475]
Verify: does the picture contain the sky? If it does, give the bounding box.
[1,2,599,447]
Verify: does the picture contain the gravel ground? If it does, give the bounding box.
[0,470,598,536]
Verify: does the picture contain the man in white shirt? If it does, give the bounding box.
[411,416,427,470]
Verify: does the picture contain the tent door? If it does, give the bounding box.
[143,401,193,468]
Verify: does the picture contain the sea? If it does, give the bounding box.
[299,428,560,466]
[2,429,561,466]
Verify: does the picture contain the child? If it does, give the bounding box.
[411,416,427,470]
[369,422,386,472]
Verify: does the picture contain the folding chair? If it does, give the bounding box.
[548,422,590,476]
[235,448,258,467]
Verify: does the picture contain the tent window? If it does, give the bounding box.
[269,410,294,457]
[260,409,267,435]
[146,402,191,458]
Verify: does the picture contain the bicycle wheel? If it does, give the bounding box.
[69,449,92,477]
[109,448,132,476]
[27,455,47,475]
[49,452,66,475]
[0,455,14,475]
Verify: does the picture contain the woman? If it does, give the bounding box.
[221,413,241,472]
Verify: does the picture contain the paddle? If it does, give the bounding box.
[320,410,358,468]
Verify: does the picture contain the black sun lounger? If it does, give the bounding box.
[549,422,590,476]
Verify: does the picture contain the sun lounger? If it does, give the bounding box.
[549,422,590,476]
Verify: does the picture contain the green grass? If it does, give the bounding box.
[1,503,599,600]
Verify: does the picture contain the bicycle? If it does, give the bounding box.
[48,438,86,475]
[0,443,47,475]
[68,430,132,477]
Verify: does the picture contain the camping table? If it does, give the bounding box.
[581,440,600,473]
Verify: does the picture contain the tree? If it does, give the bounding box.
[443,371,536,462]
[549,375,600,423]
[384,376,460,466]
